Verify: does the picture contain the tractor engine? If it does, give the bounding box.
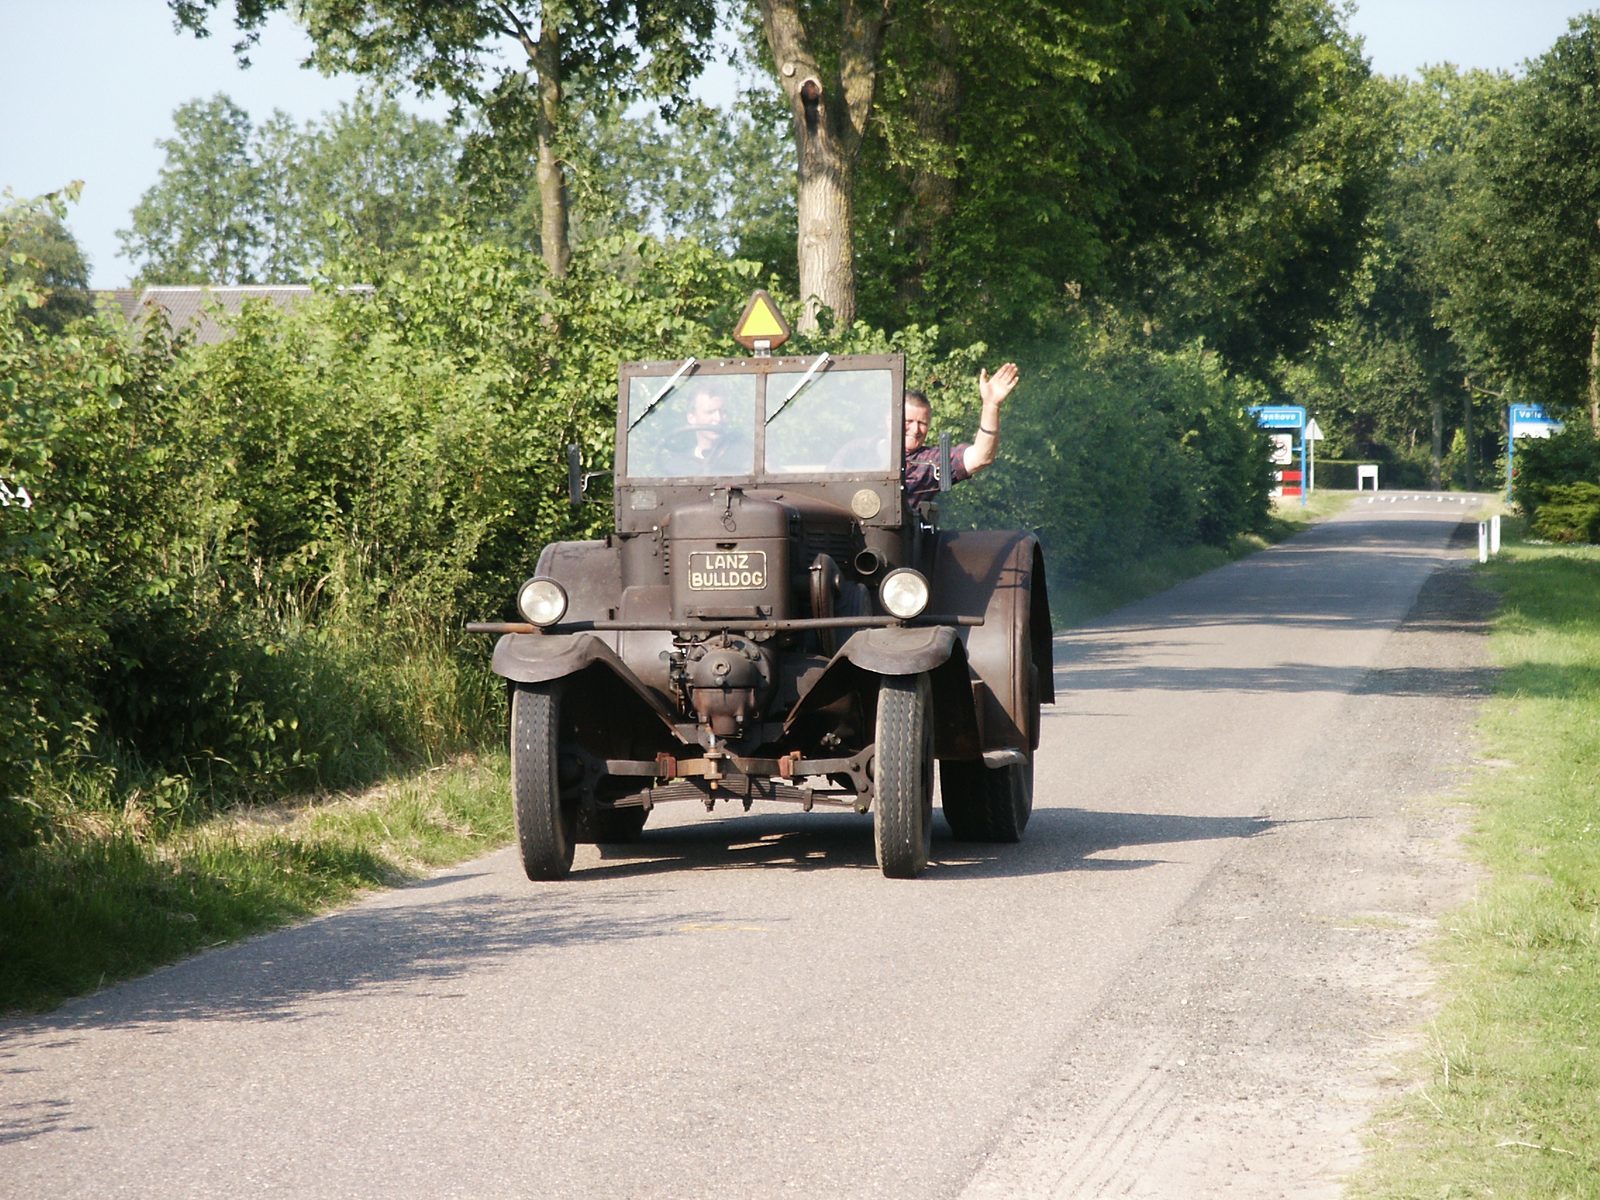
[664,491,789,738]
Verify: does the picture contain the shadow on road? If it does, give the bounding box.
[571,803,1276,885]
[0,802,1300,1056]
[0,884,718,1037]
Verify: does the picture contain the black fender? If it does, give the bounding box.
[785,625,981,759]
[834,624,960,676]
[535,538,621,636]
[926,529,1053,754]
[491,632,679,740]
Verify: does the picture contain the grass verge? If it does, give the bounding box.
[1354,523,1600,1196]
[0,754,512,1014]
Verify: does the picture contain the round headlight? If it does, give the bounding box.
[879,568,930,620]
[517,578,569,627]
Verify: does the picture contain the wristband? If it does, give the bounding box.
[978,425,998,436]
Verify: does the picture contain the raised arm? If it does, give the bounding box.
[961,362,1020,475]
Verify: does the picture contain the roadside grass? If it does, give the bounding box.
[0,754,512,1014]
[1354,524,1600,1197]
[1053,488,1354,626]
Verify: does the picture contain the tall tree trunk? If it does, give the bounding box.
[1430,391,1444,489]
[507,8,572,279]
[796,137,857,329]
[893,14,961,314]
[758,0,890,332]
[531,20,571,279]
[1589,322,1600,434]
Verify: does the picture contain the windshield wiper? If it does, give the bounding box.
[765,352,830,425]
[628,357,698,430]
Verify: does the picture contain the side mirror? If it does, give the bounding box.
[566,444,612,507]
[567,444,585,506]
[938,431,954,494]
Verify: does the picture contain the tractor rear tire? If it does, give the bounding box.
[941,758,1033,843]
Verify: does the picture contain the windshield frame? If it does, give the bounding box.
[613,353,905,534]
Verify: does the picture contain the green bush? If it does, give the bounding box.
[1530,481,1600,544]
[1513,422,1600,528]
[2,205,777,847]
[943,318,1272,585]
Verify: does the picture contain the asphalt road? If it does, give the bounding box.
[1,494,1494,1199]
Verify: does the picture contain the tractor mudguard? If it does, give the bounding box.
[834,624,961,675]
[491,632,678,733]
[786,625,980,759]
[927,530,1053,753]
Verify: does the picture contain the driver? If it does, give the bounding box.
[687,388,729,464]
[902,362,1020,504]
[667,386,749,474]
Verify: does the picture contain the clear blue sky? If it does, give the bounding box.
[1,0,1594,288]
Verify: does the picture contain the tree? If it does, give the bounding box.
[1305,66,1511,486]
[852,0,1138,334]
[558,92,795,271]
[120,92,463,284]
[119,94,266,283]
[286,91,465,277]
[1435,15,1600,431]
[1,188,94,334]
[170,0,719,279]
[776,0,1385,358]
[1109,0,1391,373]
[753,0,891,331]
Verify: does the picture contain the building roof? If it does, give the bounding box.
[92,284,371,345]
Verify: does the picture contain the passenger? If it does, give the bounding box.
[901,363,1020,504]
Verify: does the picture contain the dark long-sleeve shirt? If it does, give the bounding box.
[902,443,972,504]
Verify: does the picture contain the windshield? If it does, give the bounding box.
[619,363,897,481]
[625,373,758,479]
[765,367,894,475]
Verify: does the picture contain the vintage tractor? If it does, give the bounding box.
[470,313,1051,879]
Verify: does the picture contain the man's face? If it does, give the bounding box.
[903,399,931,452]
[688,391,726,429]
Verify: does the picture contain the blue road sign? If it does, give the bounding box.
[1507,403,1566,498]
[1248,406,1308,508]
[1509,404,1562,436]
[1249,405,1307,430]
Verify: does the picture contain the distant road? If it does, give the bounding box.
[1,493,1493,1199]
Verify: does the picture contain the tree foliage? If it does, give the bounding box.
[120,92,463,285]
[1280,66,1512,487]
[0,188,94,335]
[1109,0,1390,371]
[170,0,720,277]
[1434,15,1600,430]
[792,0,1385,372]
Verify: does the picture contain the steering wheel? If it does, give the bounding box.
[656,423,752,471]
[827,437,890,471]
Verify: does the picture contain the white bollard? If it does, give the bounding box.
[1478,522,1489,563]
[1491,514,1501,555]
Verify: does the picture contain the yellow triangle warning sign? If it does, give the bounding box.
[733,290,792,351]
